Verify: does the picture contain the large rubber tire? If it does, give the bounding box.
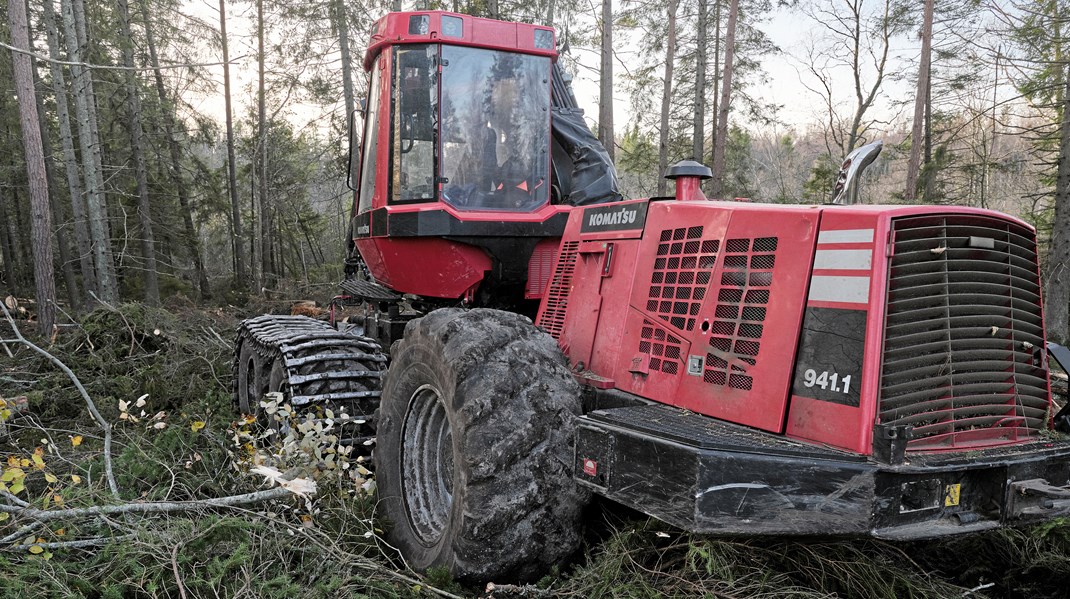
[377,308,587,582]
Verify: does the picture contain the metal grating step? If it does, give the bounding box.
[585,403,860,461]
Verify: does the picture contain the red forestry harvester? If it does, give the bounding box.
[234,11,1070,582]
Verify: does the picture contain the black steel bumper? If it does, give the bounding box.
[574,405,1070,539]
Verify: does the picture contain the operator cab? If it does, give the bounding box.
[350,12,557,216]
[347,12,575,305]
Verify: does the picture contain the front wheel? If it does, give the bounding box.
[377,308,587,582]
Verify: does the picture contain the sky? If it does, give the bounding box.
[181,1,925,150]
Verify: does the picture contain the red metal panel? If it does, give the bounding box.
[355,237,490,298]
[785,211,887,453]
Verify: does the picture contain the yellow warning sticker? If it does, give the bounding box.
[944,483,961,507]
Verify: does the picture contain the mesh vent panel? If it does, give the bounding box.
[703,237,778,390]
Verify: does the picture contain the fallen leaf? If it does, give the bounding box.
[191,421,206,433]
[70,474,82,484]
[9,480,24,495]
[118,400,129,413]
[70,435,83,447]
[28,545,43,555]
[135,394,148,407]
[0,513,8,522]
[43,472,57,484]
[153,422,167,430]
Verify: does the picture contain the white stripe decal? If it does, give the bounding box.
[817,228,874,244]
[813,249,872,271]
[808,275,871,304]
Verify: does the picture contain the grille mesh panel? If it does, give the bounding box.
[647,227,717,331]
[538,241,579,340]
[879,215,1049,449]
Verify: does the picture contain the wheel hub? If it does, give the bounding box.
[401,384,454,545]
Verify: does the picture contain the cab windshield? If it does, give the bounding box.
[439,46,551,212]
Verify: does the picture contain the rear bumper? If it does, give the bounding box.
[575,407,1070,538]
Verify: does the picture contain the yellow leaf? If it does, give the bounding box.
[0,410,10,421]
[18,459,29,468]
[28,545,43,555]
[52,494,63,507]
[191,421,206,433]
[6,456,17,468]
[55,528,64,536]
[44,472,57,484]
[41,494,50,509]
[31,451,44,470]
[9,480,24,495]
[0,513,9,522]
[70,474,82,485]
[0,469,16,482]
[71,435,83,447]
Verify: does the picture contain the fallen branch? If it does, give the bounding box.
[0,486,293,523]
[0,302,120,500]
[5,534,136,552]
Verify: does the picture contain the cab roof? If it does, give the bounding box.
[363,11,558,71]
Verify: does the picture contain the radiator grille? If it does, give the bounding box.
[880,215,1049,449]
[538,241,579,340]
[647,226,719,331]
[703,237,777,391]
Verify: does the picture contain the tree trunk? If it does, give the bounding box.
[63,0,119,304]
[28,19,80,311]
[256,0,270,290]
[218,0,246,287]
[8,0,57,333]
[709,0,721,170]
[334,0,356,121]
[598,0,614,162]
[117,0,160,306]
[1046,61,1070,344]
[656,0,679,196]
[693,0,708,161]
[710,0,739,197]
[43,0,96,300]
[137,0,209,298]
[904,0,933,201]
[488,0,498,19]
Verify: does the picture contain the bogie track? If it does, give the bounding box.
[233,315,386,449]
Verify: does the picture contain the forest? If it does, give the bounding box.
[2,0,1070,596]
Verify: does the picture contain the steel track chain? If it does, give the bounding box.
[233,314,386,449]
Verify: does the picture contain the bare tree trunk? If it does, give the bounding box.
[1046,62,1070,344]
[904,0,933,201]
[0,194,17,292]
[598,0,614,162]
[117,0,160,306]
[256,0,269,290]
[29,24,80,310]
[488,0,498,19]
[63,0,119,304]
[392,0,402,11]
[710,0,738,197]
[546,0,555,26]
[334,0,355,120]
[219,0,246,287]
[693,0,707,161]
[137,0,209,298]
[8,0,57,333]
[708,0,721,169]
[656,0,679,196]
[43,0,96,300]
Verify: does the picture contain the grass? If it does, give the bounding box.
[1,302,1069,598]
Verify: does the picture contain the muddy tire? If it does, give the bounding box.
[377,308,586,582]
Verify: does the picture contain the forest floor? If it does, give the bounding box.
[0,299,1068,598]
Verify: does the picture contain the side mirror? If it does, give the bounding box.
[831,140,883,205]
[346,108,363,192]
